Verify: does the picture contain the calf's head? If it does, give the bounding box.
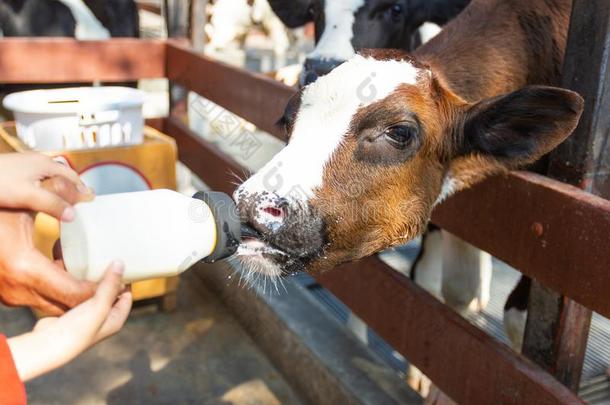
[269,0,470,85]
[234,51,583,276]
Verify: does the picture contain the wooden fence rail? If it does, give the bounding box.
[0,38,165,83]
[0,38,607,403]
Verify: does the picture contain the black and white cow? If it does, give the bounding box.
[0,0,139,39]
[0,0,75,36]
[503,275,530,351]
[269,0,470,85]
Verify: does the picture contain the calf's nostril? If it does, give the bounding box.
[263,206,284,218]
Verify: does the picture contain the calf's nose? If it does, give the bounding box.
[239,192,289,234]
[300,57,345,86]
[236,189,326,258]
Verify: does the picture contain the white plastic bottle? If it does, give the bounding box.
[60,189,241,282]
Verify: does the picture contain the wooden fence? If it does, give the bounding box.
[0,1,608,400]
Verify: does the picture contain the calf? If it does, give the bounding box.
[234,0,582,284]
[272,0,490,332]
[270,0,491,317]
[0,0,138,39]
[269,0,470,84]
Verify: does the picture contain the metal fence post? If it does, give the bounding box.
[163,0,191,115]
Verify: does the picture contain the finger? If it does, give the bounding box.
[3,289,67,316]
[42,175,95,207]
[96,290,132,343]
[93,261,126,310]
[45,157,83,187]
[45,172,95,203]
[26,249,96,308]
[41,176,81,204]
[25,187,73,221]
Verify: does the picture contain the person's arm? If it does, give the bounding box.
[7,262,131,381]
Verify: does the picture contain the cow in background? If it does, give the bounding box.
[0,0,138,39]
[269,0,470,85]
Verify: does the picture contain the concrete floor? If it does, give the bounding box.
[0,269,303,405]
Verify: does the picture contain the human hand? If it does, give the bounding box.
[0,209,96,314]
[0,152,93,220]
[0,164,97,314]
[7,262,132,381]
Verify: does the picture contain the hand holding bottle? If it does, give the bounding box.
[7,262,132,381]
[0,152,93,220]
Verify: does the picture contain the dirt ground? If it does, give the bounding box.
[0,267,303,405]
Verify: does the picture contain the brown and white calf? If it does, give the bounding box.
[235,0,582,299]
[270,0,488,349]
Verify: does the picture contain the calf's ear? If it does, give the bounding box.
[458,86,584,167]
[268,0,313,28]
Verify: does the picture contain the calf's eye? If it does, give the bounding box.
[389,4,404,21]
[356,122,421,165]
[384,125,415,149]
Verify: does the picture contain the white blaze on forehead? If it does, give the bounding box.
[237,55,421,206]
[309,0,365,61]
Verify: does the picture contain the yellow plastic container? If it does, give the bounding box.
[0,122,180,312]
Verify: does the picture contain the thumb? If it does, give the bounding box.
[93,261,125,310]
[27,249,96,309]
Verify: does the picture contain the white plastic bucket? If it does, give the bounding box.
[3,87,146,151]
